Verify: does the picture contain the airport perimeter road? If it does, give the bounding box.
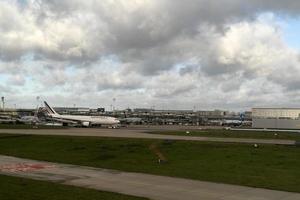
[0,128,296,145]
[0,155,299,200]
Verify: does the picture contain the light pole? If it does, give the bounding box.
[36,96,40,108]
[1,97,4,111]
[113,98,116,111]
[36,96,40,117]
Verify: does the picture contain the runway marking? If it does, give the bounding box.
[0,163,55,173]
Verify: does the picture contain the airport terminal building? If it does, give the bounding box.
[252,108,300,129]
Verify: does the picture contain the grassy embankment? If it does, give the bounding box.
[0,134,299,192]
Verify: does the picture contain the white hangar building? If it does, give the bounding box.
[252,108,300,129]
[252,108,300,119]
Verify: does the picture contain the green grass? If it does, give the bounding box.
[149,129,300,141]
[0,134,299,192]
[0,174,148,200]
[0,124,67,129]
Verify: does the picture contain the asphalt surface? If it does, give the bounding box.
[231,128,300,133]
[0,127,296,145]
[0,155,299,200]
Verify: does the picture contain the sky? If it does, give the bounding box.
[1,0,300,111]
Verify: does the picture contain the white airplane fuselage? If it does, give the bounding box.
[49,114,119,126]
[44,101,120,127]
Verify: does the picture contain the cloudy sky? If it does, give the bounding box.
[1,0,300,111]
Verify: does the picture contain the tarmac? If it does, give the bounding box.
[0,126,296,145]
[0,155,299,200]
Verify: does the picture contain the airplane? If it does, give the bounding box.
[17,116,40,124]
[119,117,143,124]
[221,119,242,127]
[44,101,120,127]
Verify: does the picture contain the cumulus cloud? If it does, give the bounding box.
[1,0,300,109]
[209,15,300,93]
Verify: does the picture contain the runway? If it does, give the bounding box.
[0,155,299,200]
[0,127,296,145]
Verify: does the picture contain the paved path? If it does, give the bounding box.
[231,128,300,133]
[0,155,299,200]
[0,128,296,145]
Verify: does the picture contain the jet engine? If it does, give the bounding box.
[82,121,90,127]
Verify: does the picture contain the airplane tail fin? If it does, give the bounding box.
[44,101,59,115]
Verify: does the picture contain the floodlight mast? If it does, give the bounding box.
[36,96,40,116]
[113,98,116,111]
[1,96,4,111]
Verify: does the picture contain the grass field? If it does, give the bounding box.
[149,129,300,141]
[0,174,148,200]
[0,134,299,192]
[0,124,67,129]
